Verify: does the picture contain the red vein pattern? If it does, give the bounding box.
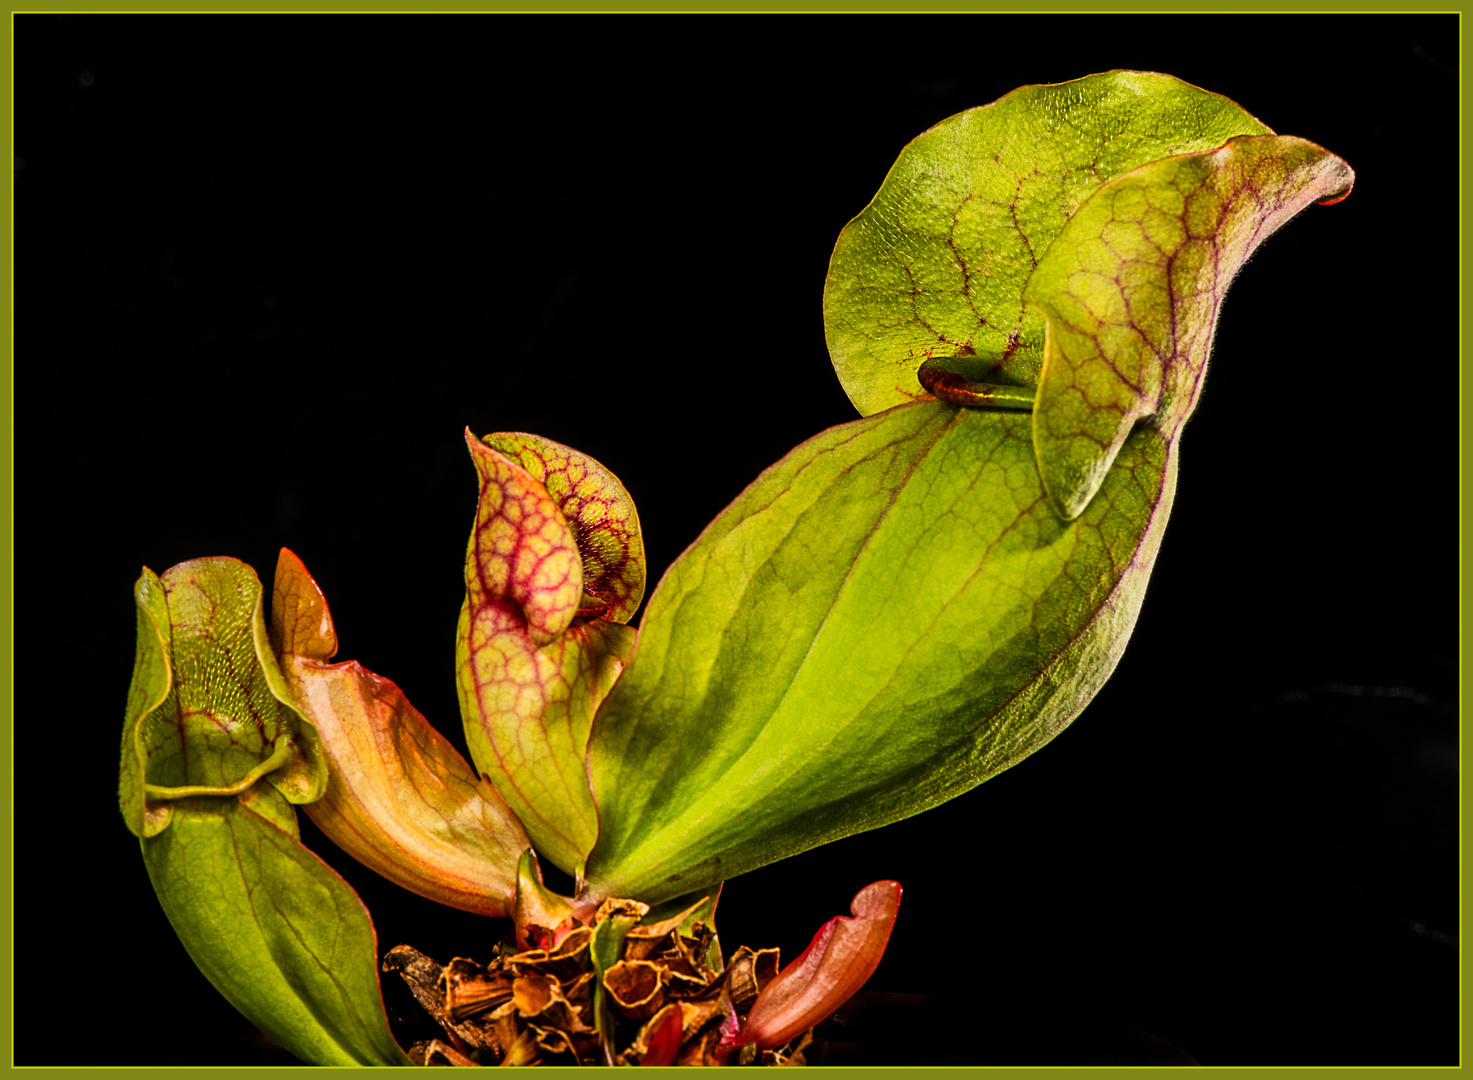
[458,433,639,880]
[1026,134,1354,519]
[482,431,646,624]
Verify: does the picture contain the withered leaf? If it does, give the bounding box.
[604,959,665,1021]
[407,1039,480,1067]
[440,956,515,1025]
[726,946,782,1012]
[382,945,501,1056]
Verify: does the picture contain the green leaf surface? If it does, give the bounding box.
[583,399,1175,904]
[119,567,174,836]
[823,70,1272,417]
[1026,133,1353,518]
[272,549,532,919]
[119,558,326,838]
[457,432,637,880]
[141,785,410,1066]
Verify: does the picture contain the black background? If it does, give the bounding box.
[18,13,1459,1067]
